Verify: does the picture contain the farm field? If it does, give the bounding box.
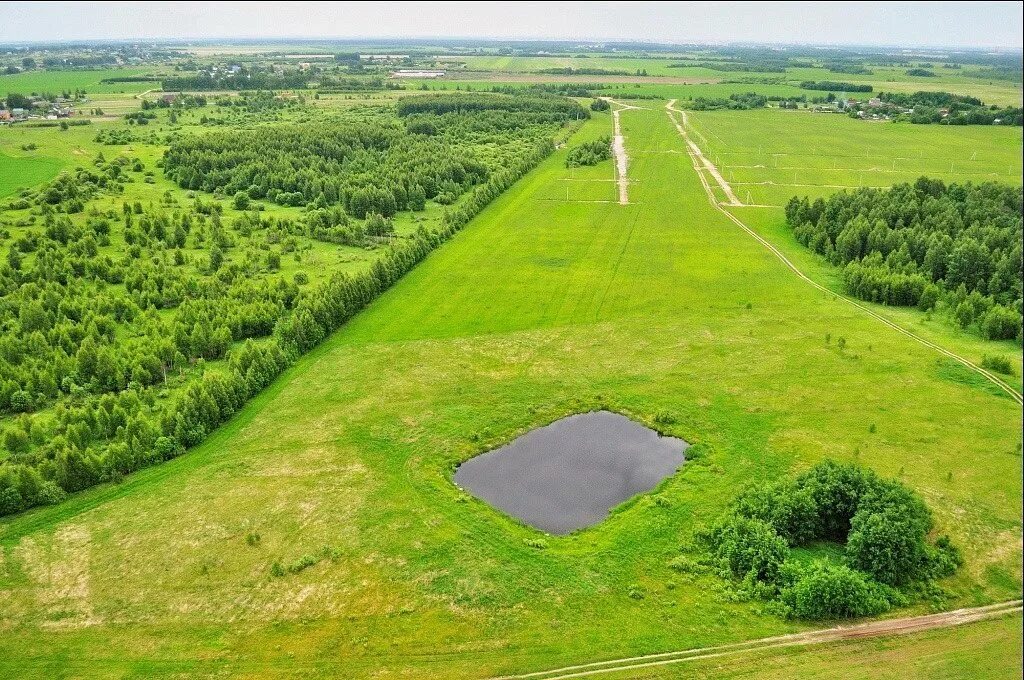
[682,108,1024,206]
[433,55,1023,106]
[0,150,63,198]
[1,100,1020,679]
[0,68,159,95]
[669,105,1024,380]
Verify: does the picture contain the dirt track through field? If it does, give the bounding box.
[665,100,1024,406]
[494,600,1023,679]
[604,99,639,205]
[665,102,743,206]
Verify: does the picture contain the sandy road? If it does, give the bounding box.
[664,101,1024,406]
[603,98,647,205]
[666,100,743,206]
[494,600,1023,680]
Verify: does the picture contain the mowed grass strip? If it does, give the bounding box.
[0,105,1020,679]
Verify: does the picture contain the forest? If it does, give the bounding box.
[786,178,1023,341]
[0,93,584,517]
[164,92,585,215]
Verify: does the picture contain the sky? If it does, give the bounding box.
[1,1,1022,49]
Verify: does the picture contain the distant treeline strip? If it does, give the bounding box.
[535,67,631,76]
[159,73,385,91]
[800,81,873,92]
[100,76,164,84]
[668,61,788,73]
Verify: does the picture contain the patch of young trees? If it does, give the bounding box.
[163,121,488,217]
[165,93,584,217]
[565,137,612,167]
[688,92,768,111]
[0,95,571,517]
[697,461,961,620]
[395,92,587,120]
[799,81,873,92]
[786,178,1023,341]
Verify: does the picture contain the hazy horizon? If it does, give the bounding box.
[1,1,1022,50]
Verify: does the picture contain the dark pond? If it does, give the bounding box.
[454,410,687,535]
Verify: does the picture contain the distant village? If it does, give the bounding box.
[807,95,911,120]
[0,95,76,123]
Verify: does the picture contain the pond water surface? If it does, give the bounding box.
[454,410,687,535]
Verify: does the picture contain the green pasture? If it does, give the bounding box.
[0,68,159,96]
[684,108,1023,206]
[0,150,64,198]
[1,102,1020,678]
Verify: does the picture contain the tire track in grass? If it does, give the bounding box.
[493,600,1023,679]
[665,100,1023,406]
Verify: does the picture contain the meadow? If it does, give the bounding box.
[684,108,1024,206]
[0,68,158,96]
[1,101,1020,678]
[0,150,64,198]
[672,106,1024,377]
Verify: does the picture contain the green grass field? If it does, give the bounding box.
[684,108,1023,206]
[666,105,1024,379]
[1,101,1020,678]
[0,150,64,198]
[0,68,158,96]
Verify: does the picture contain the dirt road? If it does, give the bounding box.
[604,98,645,205]
[494,600,1022,679]
[666,99,743,205]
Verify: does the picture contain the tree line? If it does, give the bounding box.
[786,178,1022,341]
[688,92,768,111]
[799,81,874,92]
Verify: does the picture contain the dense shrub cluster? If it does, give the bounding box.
[698,461,961,620]
[565,136,612,167]
[688,92,768,111]
[787,178,1022,340]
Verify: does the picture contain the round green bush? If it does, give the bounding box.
[782,564,891,619]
